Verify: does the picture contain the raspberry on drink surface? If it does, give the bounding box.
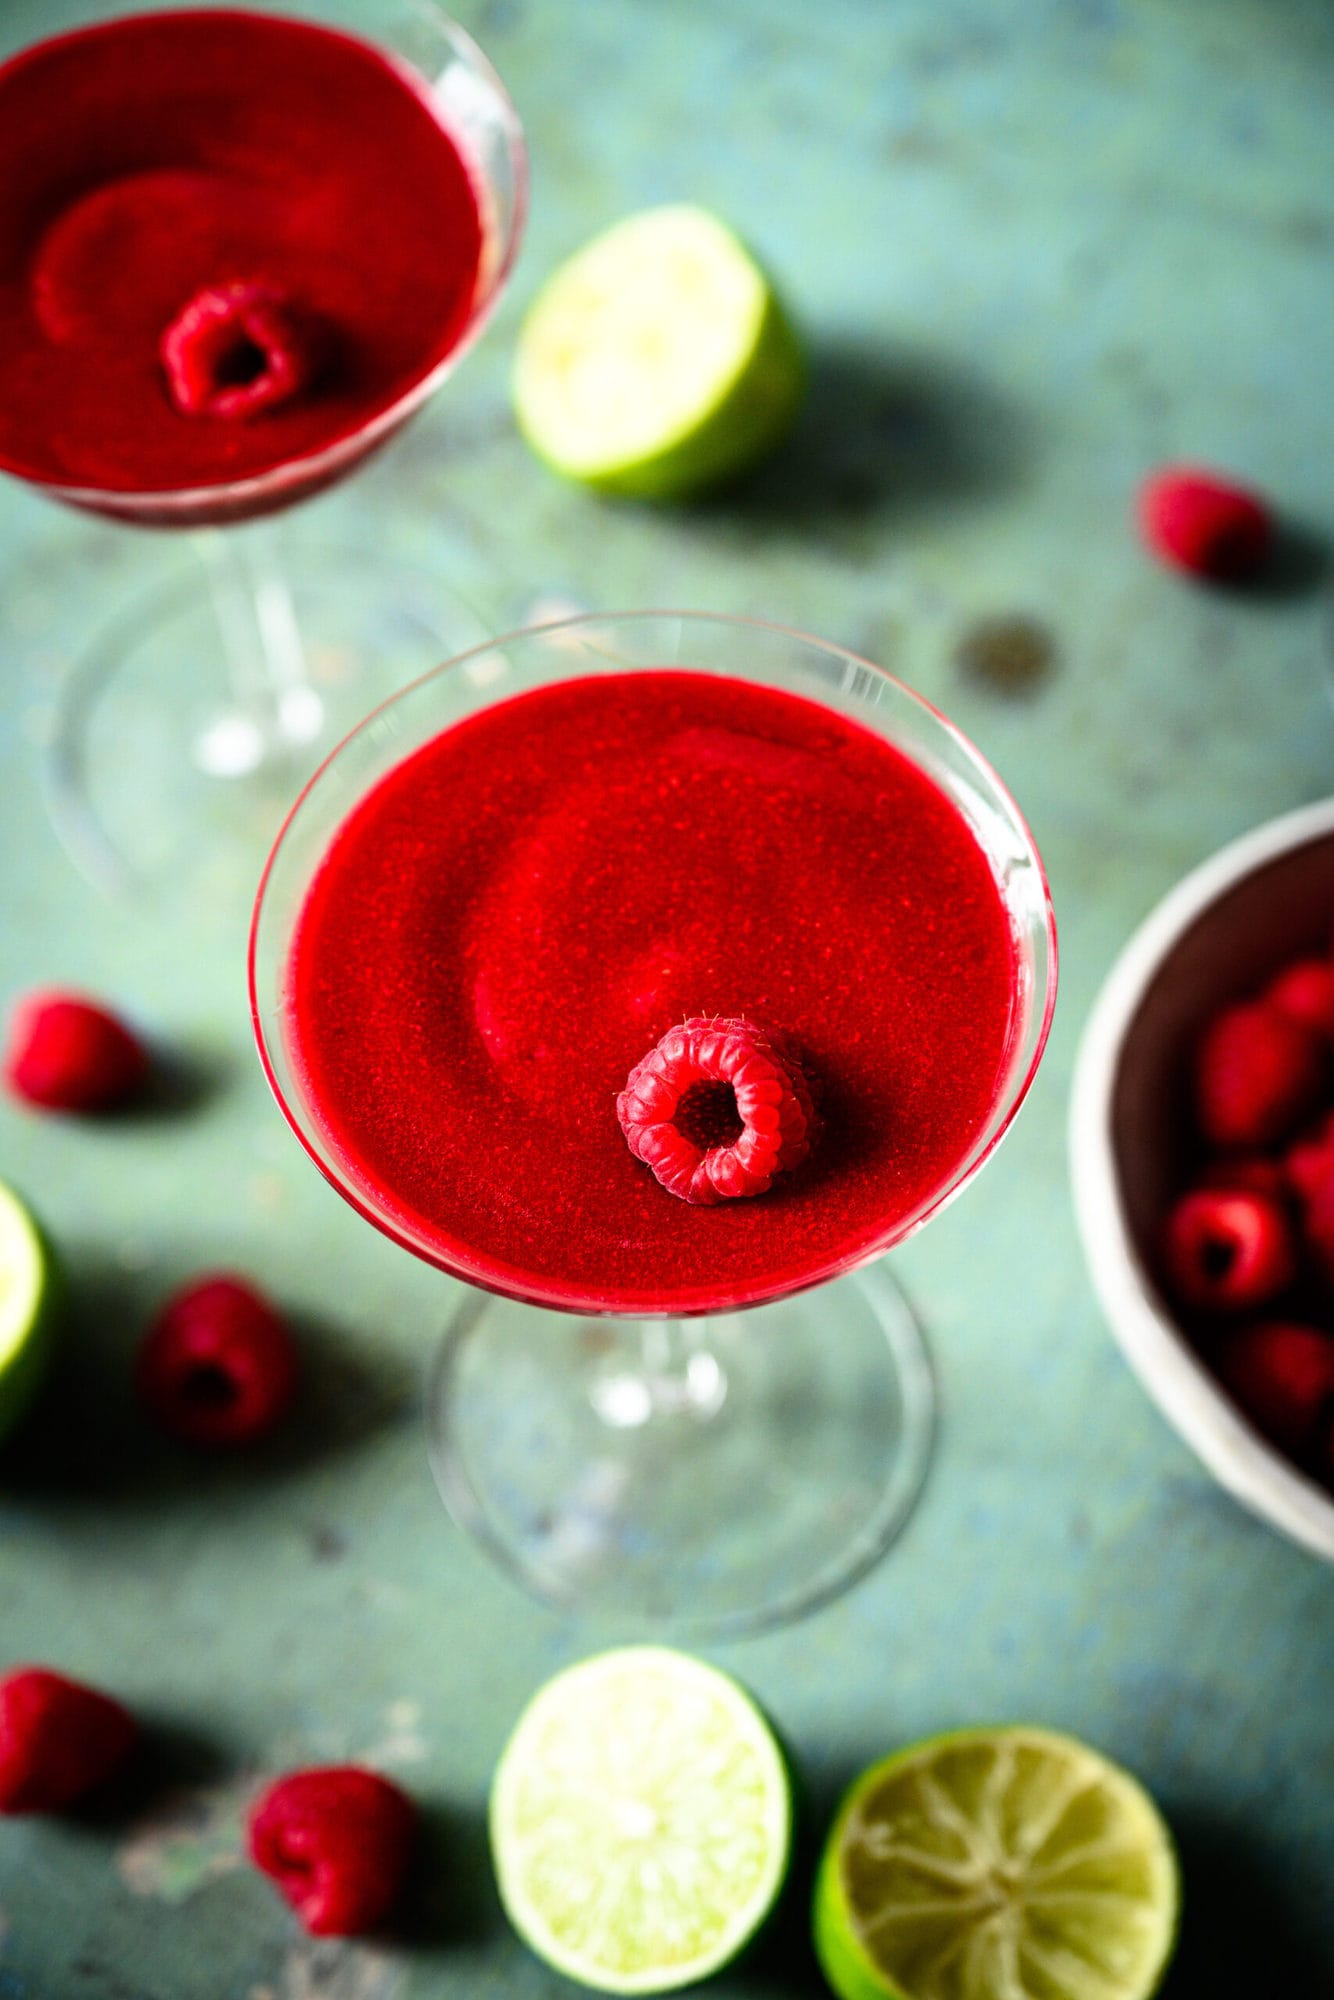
[0,1667,137,1814]
[136,1274,297,1447]
[161,280,318,420]
[617,1016,818,1205]
[3,988,148,1112]
[248,1765,417,1935]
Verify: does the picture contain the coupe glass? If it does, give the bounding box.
[250,612,1057,1634]
[0,3,525,898]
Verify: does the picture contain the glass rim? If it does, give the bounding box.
[250,608,1060,1314]
[0,2,529,512]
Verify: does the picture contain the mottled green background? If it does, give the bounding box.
[1,0,1332,1995]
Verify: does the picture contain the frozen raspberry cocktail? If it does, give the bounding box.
[0,7,497,519]
[0,5,524,893]
[252,614,1056,1630]
[285,671,1020,1314]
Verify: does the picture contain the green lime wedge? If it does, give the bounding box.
[0,1177,61,1446]
[814,1727,1179,2000]
[490,1645,793,1993]
[512,204,804,500]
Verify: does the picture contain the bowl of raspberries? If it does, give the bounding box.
[1070,796,1334,1561]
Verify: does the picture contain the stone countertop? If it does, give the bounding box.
[1,0,1331,1995]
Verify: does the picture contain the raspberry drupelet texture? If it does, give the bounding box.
[136,1275,297,1447]
[161,280,318,420]
[3,988,148,1112]
[617,1017,818,1205]
[0,1667,137,1814]
[1194,1001,1324,1150]
[248,1766,417,1936]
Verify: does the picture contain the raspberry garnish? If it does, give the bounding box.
[248,1766,417,1936]
[136,1275,297,1447]
[0,1667,137,1815]
[1193,1001,1324,1150]
[1137,467,1271,581]
[161,280,317,420]
[3,988,149,1113]
[617,1017,818,1205]
[1161,1187,1295,1313]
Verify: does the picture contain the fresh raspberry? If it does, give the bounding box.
[1284,1110,1334,1207]
[136,1275,297,1447]
[1137,467,1271,581]
[1196,1153,1288,1202]
[1217,1321,1334,1462]
[1264,956,1334,1041]
[161,281,317,420]
[1300,1180,1334,1291]
[1193,1001,1324,1149]
[0,1667,137,1814]
[1161,1187,1295,1313]
[3,988,149,1113]
[248,1766,416,1936]
[617,1017,818,1205]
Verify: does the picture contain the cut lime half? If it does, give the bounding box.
[490,1645,793,1993]
[513,204,804,500]
[814,1726,1179,2000]
[0,1177,61,1445]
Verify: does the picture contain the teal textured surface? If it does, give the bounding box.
[1,0,1332,1995]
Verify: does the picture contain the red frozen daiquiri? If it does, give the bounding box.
[286,670,1020,1313]
[252,615,1056,1632]
[0,7,486,520]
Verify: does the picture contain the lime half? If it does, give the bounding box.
[814,1727,1179,2000]
[490,1645,792,1993]
[512,204,804,500]
[0,1177,61,1445]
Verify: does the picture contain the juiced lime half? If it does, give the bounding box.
[512,204,804,499]
[814,1727,1179,2000]
[490,1645,793,1993]
[0,1177,61,1445]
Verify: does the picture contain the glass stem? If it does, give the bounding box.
[590,1316,729,1429]
[192,526,325,775]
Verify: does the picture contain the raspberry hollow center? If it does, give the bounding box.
[675,1079,745,1152]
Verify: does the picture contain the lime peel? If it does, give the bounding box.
[490,1644,792,1993]
[0,1177,61,1445]
[814,1726,1180,2000]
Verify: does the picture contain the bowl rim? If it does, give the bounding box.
[1069,793,1334,1561]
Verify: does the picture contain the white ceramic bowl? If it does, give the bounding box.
[1070,796,1334,1562]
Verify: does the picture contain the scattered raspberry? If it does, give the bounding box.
[1194,1001,1324,1150]
[248,1766,416,1936]
[136,1275,297,1447]
[1217,1321,1334,1462]
[1162,1188,1295,1313]
[0,1667,137,1814]
[617,1017,818,1205]
[1137,466,1271,581]
[161,281,317,420]
[1264,957,1334,1041]
[3,988,149,1112]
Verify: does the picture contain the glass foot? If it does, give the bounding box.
[424,1264,935,1636]
[44,532,489,906]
